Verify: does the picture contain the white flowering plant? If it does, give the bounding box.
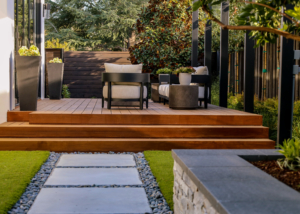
[18,45,41,56]
[49,58,63,63]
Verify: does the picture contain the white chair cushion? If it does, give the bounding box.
[104,63,142,73]
[159,84,209,99]
[104,63,143,86]
[193,66,208,75]
[103,85,147,99]
[198,86,210,99]
[158,85,169,97]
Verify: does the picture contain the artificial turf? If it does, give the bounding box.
[0,151,50,214]
[144,151,174,210]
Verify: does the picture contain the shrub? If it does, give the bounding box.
[49,58,62,63]
[129,0,204,73]
[62,85,71,98]
[156,68,173,74]
[18,45,40,56]
[173,67,195,74]
[45,38,74,51]
[277,138,300,171]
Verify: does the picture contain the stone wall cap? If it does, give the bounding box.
[172,149,299,214]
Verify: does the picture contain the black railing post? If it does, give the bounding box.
[219,1,229,107]
[191,0,198,67]
[28,0,30,46]
[243,31,255,113]
[277,4,295,145]
[205,19,212,103]
[22,0,25,46]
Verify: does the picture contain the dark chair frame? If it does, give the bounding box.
[102,73,150,110]
[158,74,211,108]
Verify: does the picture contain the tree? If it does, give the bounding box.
[129,0,206,73]
[45,0,148,50]
[193,0,300,46]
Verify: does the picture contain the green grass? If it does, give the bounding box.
[0,151,50,214]
[144,151,174,210]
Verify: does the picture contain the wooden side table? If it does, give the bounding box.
[169,85,198,109]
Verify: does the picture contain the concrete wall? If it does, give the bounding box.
[0,0,15,123]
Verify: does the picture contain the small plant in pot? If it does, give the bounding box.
[174,67,195,85]
[47,58,64,100]
[16,45,41,111]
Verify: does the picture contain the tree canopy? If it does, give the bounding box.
[45,0,148,50]
[193,0,300,46]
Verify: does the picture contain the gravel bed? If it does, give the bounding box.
[9,152,173,214]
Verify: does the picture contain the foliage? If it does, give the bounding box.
[49,57,62,63]
[193,0,300,47]
[45,38,74,51]
[228,93,244,110]
[144,151,174,210]
[174,67,195,74]
[210,77,220,106]
[156,68,173,74]
[129,0,205,73]
[277,138,300,171]
[0,151,49,214]
[45,0,148,50]
[18,45,40,56]
[62,85,71,98]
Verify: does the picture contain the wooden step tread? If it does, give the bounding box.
[0,123,270,138]
[0,138,275,151]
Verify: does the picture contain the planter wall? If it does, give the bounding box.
[47,63,64,99]
[16,55,41,111]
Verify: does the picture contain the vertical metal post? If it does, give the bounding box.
[243,31,255,112]
[191,0,199,67]
[33,0,36,46]
[277,4,295,145]
[22,0,25,46]
[28,0,30,46]
[204,18,212,103]
[219,1,229,107]
[16,0,19,51]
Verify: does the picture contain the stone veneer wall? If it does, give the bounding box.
[173,161,219,214]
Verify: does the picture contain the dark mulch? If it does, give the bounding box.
[250,160,300,192]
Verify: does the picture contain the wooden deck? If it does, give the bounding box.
[0,99,275,151]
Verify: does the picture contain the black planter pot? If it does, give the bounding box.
[47,63,64,99]
[16,55,41,111]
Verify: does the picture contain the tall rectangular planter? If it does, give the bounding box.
[47,63,64,100]
[16,55,41,111]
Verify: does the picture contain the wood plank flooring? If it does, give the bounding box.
[1,98,275,151]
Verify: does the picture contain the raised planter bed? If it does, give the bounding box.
[172,149,300,214]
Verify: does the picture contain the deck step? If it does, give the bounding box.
[0,123,269,138]
[7,112,263,125]
[0,138,275,152]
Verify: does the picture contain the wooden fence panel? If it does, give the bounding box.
[63,51,130,98]
[229,38,300,101]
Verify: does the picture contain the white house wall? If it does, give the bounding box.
[0,0,15,123]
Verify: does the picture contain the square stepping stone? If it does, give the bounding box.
[45,168,142,186]
[56,154,136,167]
[28,188,152,214]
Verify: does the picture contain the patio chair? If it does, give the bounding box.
[158,66,211,108]
[102,63,150,110]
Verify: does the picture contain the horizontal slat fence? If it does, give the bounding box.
[228,38,300,101]
[63,51,131,98]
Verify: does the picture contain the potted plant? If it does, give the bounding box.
[47,58,64,99]
[16,45,41,111]
[174,67,195,85]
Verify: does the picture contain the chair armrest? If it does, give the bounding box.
[102,73,150,83]
[191,75,211,85]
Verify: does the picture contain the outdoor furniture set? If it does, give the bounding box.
[101,63,211,110]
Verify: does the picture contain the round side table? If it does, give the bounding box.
[169,85,198,109]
